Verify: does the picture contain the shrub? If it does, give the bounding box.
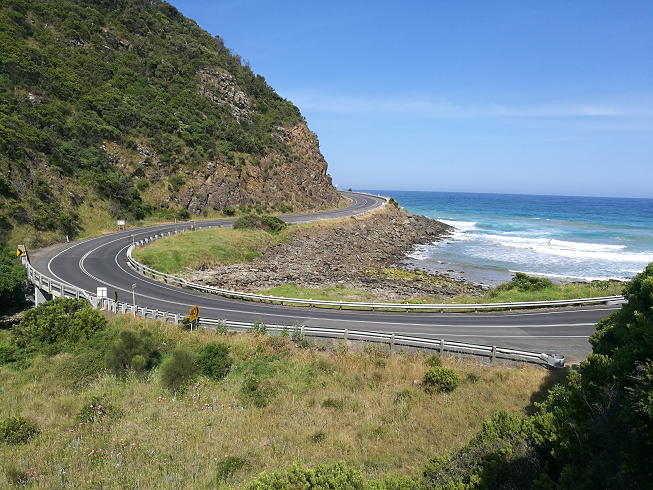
[0,417,38,444]
[105,329,160,375]
[13,298,106,350]
[177,208,191,220]
[233,214,286,233]
[241,375,269,408]
[425,354,443,367]
[222,206,236,216]
[77,397,121,424]
[423,367,461,393]
[168,175,185,192]
[197,342,231,379]
[161,348,198,391]
[136,179,149,192]
[215,455,245,482]
[244,461,364,490]
[494,272,554,293]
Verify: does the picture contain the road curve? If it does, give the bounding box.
[29,191,617,361]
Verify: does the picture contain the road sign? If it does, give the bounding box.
[189,305,199,322]
[16,248,25,257]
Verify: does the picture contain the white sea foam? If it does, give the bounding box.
[473,235,653,262]
[439,220,477,231]
[509,269,631,282]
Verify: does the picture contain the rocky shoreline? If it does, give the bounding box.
[188,205,485,301]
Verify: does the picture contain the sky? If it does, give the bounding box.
[172,0,653,198]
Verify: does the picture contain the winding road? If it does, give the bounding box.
[29,191,617,362]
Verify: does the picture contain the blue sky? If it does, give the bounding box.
[173,1,652,198]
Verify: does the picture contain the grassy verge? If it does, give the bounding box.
[131,227,291,275]
[0,311,557,489]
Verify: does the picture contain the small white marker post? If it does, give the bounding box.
[132,283,137,316]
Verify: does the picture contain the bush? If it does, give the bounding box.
[168,175,185,192]
[161,348,198,391]
[222,206,236,216]
[135,179,149,192]
[233,214,286,233]
[177,208,191,220]
[77,397,121,424]
[197,342,231,379]
[244,460,364,490]
[425,354,442,367]
[13,298,107,351]
[0,417,38,444]
[215,455,245,482]
[494,272,554,293]
[423,367,460,393]
[105,329,160,375]
[0,246,27,300]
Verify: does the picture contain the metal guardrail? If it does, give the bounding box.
[24,259,566,368]
[127,233,626,312]
[25,262,182,324]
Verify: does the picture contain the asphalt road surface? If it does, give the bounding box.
[29,191,618,362]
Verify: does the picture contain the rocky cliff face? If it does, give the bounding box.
[179,123,339,216]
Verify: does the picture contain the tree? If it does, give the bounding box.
[0,246,27,303]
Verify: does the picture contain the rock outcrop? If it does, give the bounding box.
[189,206,485,301]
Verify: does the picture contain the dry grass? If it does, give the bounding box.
[0,316,558,489]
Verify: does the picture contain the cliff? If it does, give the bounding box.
[0,0,341,247]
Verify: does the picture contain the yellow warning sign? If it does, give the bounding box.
[189,305,199,322]
[16,248,25,257]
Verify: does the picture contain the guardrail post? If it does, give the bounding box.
[344,329,348,340]
[153,309,158,320]
[491,346,497,363]
[173,314,179,325]
[141,308,146,318]
[390,334,395,351]
[439,339,444,355]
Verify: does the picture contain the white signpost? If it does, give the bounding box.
[117,219,126,230]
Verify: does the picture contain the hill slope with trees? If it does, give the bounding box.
[0,0,341,247]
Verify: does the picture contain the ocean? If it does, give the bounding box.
[361,190,653,286]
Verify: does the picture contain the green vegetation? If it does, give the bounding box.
[446,275,624,305]
[131,227,287,274]
[423,367,460,393]
[0,297,554,488]
[2,263,652,487]
[0,0,311,246]
[233,214,287,233]
[0,416,38,444]
[0,246,26,308]
[260,283,380,303]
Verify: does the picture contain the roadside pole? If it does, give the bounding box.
[132,283,137,316]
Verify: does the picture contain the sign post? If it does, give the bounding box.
[189,305,199,331]
[132,283,137,316]
[16,245,26,265]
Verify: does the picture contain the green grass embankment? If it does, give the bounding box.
[131,227,290,275]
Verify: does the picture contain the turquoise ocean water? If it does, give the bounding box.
[361,190,653,286]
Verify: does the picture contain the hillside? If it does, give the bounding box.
[0,0,341,248]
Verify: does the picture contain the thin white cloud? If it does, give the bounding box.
[286,91,653,119]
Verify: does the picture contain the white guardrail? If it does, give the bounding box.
[25,259,568,368]
[126,229,626,313]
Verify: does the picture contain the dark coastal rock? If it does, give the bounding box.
[189,207,485,301]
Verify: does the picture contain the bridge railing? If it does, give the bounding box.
[24,259,566,368]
